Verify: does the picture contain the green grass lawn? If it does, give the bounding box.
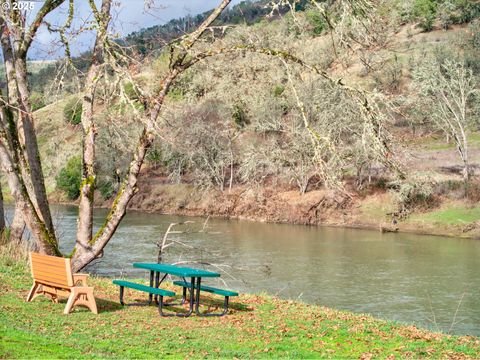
[409,132,480,152]
[410,204,480,226]
[1,253,479,359]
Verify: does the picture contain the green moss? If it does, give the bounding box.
[80,175,96,201]
[89,182,126,245]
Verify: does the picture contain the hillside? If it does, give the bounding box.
[29,1,480,238]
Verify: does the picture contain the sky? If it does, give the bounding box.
[28,0,243,60]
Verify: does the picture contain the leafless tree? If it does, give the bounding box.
[413,58,479,187]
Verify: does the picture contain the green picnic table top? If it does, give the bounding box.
[133,263,220,278]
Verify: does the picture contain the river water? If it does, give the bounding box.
[38,206,480,336]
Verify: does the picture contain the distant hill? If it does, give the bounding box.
[23,0,282,95]
[123,0,283,55]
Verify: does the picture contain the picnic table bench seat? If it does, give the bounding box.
[112,280,175,315]
[112,280,175,298]
[172,280,238,316]
[172,280,238,297]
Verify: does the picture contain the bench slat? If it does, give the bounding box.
[30,253,72,288]
[31,253,69,266]
[31,268,68,280]
[31,257,68,267]
[172,281,238,297]
[112,280,175,297]
[34,277,70,288]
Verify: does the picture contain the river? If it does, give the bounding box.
[29,205,480,336]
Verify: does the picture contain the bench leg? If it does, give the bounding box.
[196,296,230,317]
[64,289,77,314]
[157,295,184,317]
[181,286,187,305]
[74,288,98,314]
[154,273,169,304]
[64,287,98,315]
[86,288,98,314]
[26,282,40,302]
[154,271,160,303]
[157,295,168,316]
[158,278,195,317]
[119,286,125,305]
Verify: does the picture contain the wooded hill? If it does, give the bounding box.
[23,0,480,236]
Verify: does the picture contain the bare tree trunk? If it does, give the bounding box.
[1,17,25,243]
[0,181,5,235]
[229,160,234,192]
[228,142,234,192]
[76,0,112,254]
[9,208,26,243]
[13,57,56,241]
[455,135,470,197]
[462,157,470,183]
[71,0,232,271]
[462,157,470,197]
[71,129,155,270]
[0,129,59,254]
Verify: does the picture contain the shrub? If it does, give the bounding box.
[273,85,285,97]
[97,179,116,200]
[232,103,249,128]
[56,156,82,200]
[63,97,82,125]
[466,181,480,202]
[438,0,457,29]
[450,0,480,24]
[305,8,326,35]
[146,147,162,169]
[123,82,140,102]
[390,177,437,218]
[413,0,437,31]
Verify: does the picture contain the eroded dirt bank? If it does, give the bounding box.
[82,173,480,240]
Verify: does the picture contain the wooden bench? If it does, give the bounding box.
[172,280,238,316]
[112,280,176,316]
[27,252,98,315]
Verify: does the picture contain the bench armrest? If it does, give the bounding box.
[73,273,89,286]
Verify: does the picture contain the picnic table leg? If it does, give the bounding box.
[196,295,229,317]
[154,271,160,303]
[148,271,154,304]
[194,277,201,314]
[186,277,195,315]
[158,277,195,317]
[194,277,230,317]
[119,286,125,305]
[182,286,187,305]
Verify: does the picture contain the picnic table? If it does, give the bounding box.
[134,262,220,317]
[112,262,238,317]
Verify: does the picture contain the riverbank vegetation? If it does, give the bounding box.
[1,250,479,359]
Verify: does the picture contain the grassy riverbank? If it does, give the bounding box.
[1,251,479,359]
